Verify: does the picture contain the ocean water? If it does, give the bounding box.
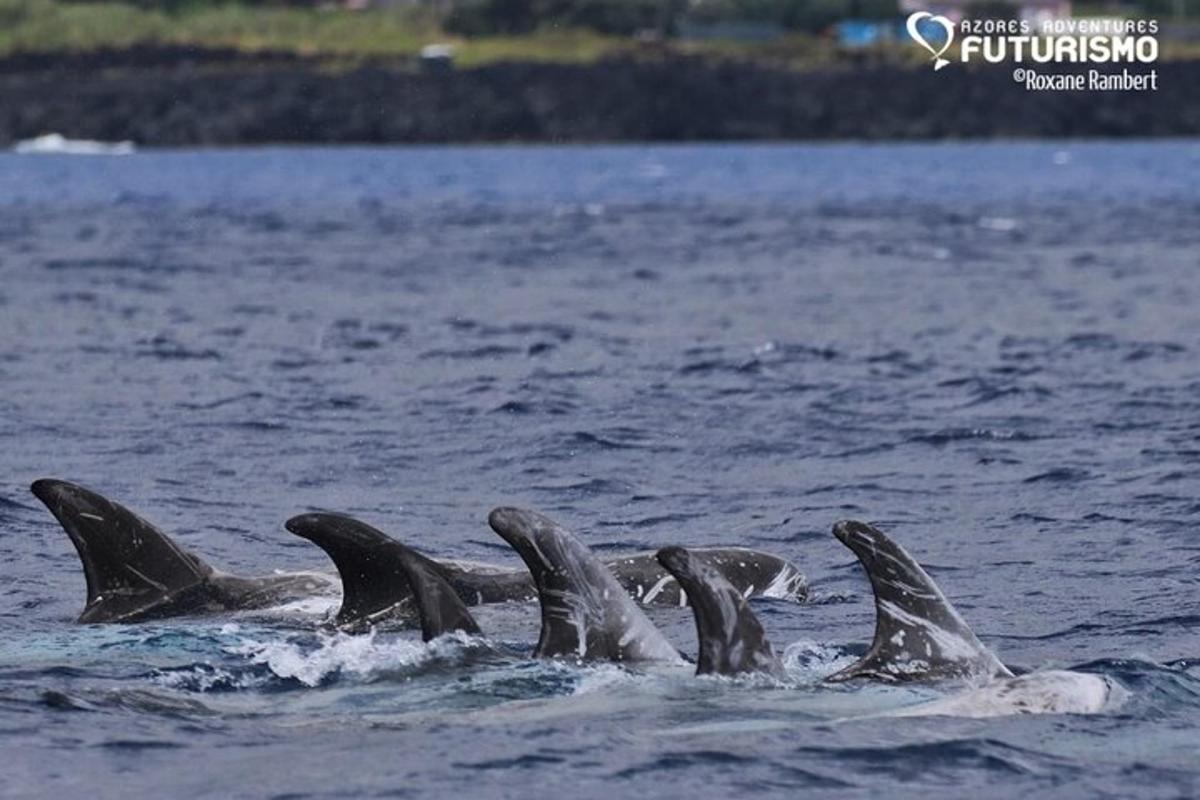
[0,141,1198,798]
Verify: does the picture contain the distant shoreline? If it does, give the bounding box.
[1,48,1196,146]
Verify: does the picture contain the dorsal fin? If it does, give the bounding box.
[827,520,1012,683]
[656,546,783,677]
[487,507,679,663]
[31,479,213,623]
[285,513,479,639]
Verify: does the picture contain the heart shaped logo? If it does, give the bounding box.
[906,11,955,71]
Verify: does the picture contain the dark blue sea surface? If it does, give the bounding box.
[1,141,1198,798]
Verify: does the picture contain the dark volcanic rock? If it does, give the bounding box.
[0,48,1195,145]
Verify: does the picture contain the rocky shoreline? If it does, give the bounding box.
[1,47,1196,145]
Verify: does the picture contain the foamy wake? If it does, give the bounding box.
[228,629,483,688]
[781,639,858,684]
[572,662,639,695]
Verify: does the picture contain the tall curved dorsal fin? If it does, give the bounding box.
[285,513,479,640]
[656,546,783,677]
[487,507,679,663]
[827,520,1012,683]
[31,479,213,623]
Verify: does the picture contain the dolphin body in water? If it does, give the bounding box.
[487,506,681,663]
[656,545,784,677]
[827,520,1121,717]
[824,519,1011,683]
[27,478,1124,714]
[292,506,682,664]
[659,518,1120,716]
[30,479,808,625]
[283,514,483,643]
[290,507,680,664]
[31,479,337,623]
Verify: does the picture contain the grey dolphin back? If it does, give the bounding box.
[827,520,1011,683]
[488,507,679,663]
[656,546,784,678]
[285,513,480,639]
[31,478,214,623]
[435,548,808,609]
[607,548,808,607]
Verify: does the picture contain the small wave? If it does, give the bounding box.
[677,358,763,376]
[1116,614,1200,633]
[614,749,759,780]
[569,429,679,452]
[14,133,135,155]
[223,420,289,432]
[0,495,37,513]
[460,753,567,770]
[1009,512,1058,523]
[421,345,521,360]
[319,319,407,351]
[909,428,1037,445]
[1022,468,1093,484]
[978,216,1020,232]
[968,384,1052,407]
[1047,333,1186,363]
[154,663,272,693]
[43,686,215,718]
[136,335,221,361]
[1070,659,1200,714]
[622,512,705,529]
[177,392,265,411]
[295,394,369,412]
[1125,342,1186,362]
[97,739,184,750]
[992,622,1106,642]
[490,398,576,415]
[43,257,153,272]
[797,737,1076,780]
[527,477,634,495]
[271,355,321,370]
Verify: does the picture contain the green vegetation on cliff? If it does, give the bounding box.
[0,0,1194,65]
[0,0,837,65]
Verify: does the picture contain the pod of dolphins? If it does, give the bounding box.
[28,478,1120,715]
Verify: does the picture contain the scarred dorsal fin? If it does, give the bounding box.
[827,520,1011,683]
[487,507,679,663]
[31,479,213,623]
[285,513,479,639]
[656,546,783,678]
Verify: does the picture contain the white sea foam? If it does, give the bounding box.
[781,639,858,683]
[227,630,480,688]
[14,133,136,155]
[155,664,263,693]
[572,663,637,695]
